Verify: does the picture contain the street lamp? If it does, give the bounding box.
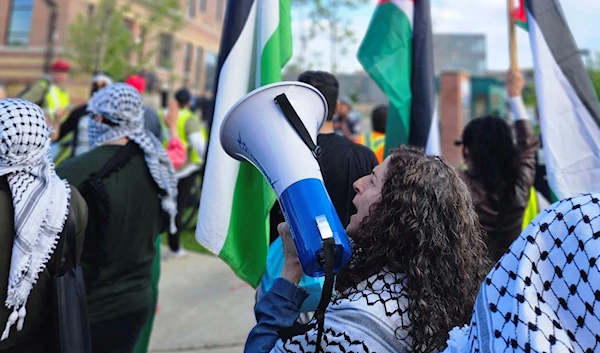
[42,0,58,73]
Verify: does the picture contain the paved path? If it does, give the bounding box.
[149,248,256,353]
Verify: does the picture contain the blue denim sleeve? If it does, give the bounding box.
[245,278,309,353]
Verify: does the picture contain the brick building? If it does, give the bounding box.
[0,0,224,104]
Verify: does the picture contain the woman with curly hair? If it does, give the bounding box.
[245,146,491,353]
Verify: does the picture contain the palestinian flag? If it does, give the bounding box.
[196,0,292,287]
[357,0,437,157]
[522,0,600,200]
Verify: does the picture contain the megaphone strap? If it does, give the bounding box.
[277,237,336,353]
[274,94,322,159]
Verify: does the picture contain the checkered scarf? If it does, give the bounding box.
[0,99,71,340]
[443,193,600,353]
[87,83,177,233]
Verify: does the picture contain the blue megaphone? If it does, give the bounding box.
[219,82,352,277]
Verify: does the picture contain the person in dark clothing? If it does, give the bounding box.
[0,99,88,353]
[269,71,378,244]
[56,84,178,353]
[457,69,539,263]
[55,73,113,158]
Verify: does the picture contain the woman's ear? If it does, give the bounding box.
[462,146,469,160]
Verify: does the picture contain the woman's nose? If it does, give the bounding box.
[353,176,366,194]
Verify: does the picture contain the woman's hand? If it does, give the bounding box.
[278,222,303,285]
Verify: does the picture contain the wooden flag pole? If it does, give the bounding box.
[508,0,519,70]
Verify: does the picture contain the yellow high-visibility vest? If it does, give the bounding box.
[356,131,385,163]
[164,109,208,165]
[45,84,70,120]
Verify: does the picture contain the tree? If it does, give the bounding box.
[291,0,369,73]
[66,0,183,80]
[585,52,600,98]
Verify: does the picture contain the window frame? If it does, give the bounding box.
[5,0,35,46]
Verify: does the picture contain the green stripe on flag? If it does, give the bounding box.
[221,165,275,287]
[220,0,292,288]
[357,2,413,157]
[261,0,292,85]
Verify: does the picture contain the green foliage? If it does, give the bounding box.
[66,0,184,80]
[586,52,600,98]
[291,0,369,72]
[522,83,537,107]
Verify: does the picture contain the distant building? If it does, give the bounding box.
[0,0,224,103]
[433,34,487,75]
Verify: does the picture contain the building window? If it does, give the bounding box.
[5,0,34,46]
[88,3,96,17]
[187,0,195,17]
[204,51,218,91]
[199,0,207,13]
[183,42,193,74]
[194,46,204,89]
[216,0,225,21]
[157,33,173,68]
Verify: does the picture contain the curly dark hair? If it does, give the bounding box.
[336,145,491,353]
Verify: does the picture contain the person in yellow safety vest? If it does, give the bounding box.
[166,88,208,257]
[44,60,71,161]
[355,105,387,164]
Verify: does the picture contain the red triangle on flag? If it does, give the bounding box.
[512,0,527,23]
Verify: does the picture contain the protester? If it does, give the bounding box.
[166,88,208,257]
[0,99,87,352]
[332,96,360,139]
[456,69,539,263]
[56,83,178,353]
[133,97,188,353]
[248,146,491,353]
[125,75,163,140]
[52,72,113,158]
[263,71,379,318]
[356,104,387,163]
[443,192,600,353]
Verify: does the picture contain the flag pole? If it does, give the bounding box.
[508,0,518,70]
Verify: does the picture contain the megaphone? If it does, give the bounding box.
[220,82,352,277]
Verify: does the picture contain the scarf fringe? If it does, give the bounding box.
[3,179,71,340]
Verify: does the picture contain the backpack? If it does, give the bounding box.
[16,77,51,107]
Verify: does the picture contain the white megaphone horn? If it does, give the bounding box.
[220,82,352,277]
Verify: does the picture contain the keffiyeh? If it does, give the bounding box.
[0,99,71,340]
[87,83,178,233]
[443,193,600,353]
[273,270,411,353]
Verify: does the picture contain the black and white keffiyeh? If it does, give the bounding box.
[0,99,70,340]
[443,193,600,353]
[272,270,412,353]
[86,83,177,233]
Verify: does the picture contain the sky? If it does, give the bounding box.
[290,0,600,73]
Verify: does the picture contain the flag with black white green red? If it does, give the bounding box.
[523,0,600,200]
[357,0,438,157]
[196,0,292,287]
